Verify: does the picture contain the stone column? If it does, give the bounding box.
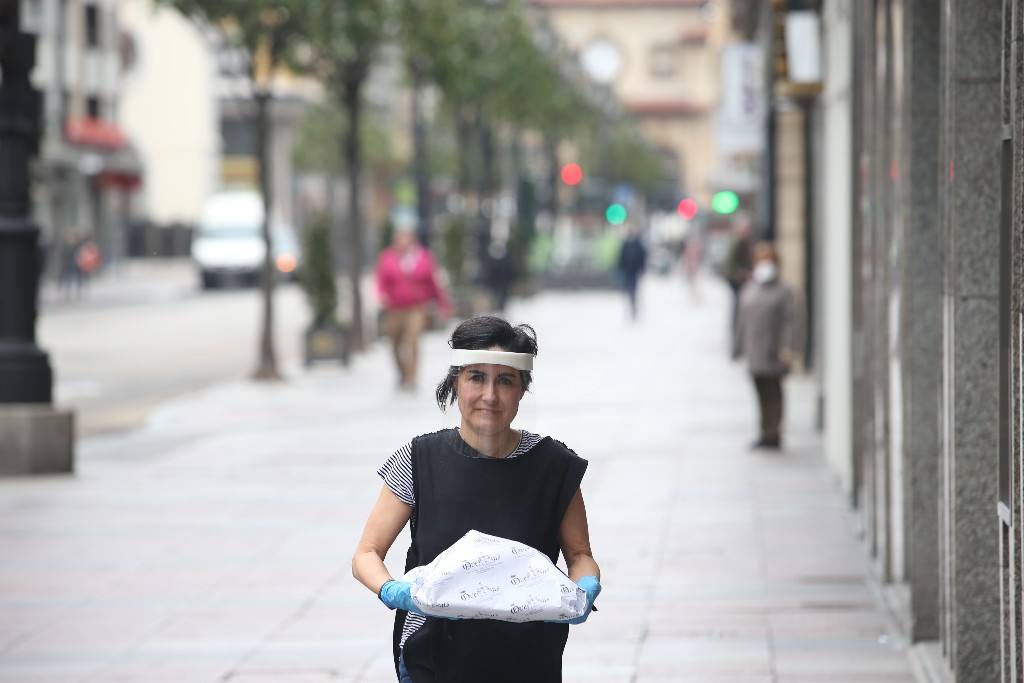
[849,0,870,512]
[1000,0,1023,678]
[899,0,942,642]
[937,0,1003,677]
[855,0,880,557]
[870,0,896,583]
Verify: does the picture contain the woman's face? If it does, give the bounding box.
[456,362,526,436]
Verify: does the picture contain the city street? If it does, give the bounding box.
[0,276,916,682]
[38,261,310,437]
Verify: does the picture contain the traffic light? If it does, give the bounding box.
[676,198,698,220]
[711,190,740,215]
[560,163,583,186]
[605,203,628,225]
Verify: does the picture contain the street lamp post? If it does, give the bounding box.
[0,1,73,474]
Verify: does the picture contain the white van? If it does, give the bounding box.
[191,190,300,289]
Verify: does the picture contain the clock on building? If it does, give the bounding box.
[580,38,623,84]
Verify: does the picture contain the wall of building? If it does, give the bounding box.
[815,0,1022,679]
[118,1,218,227]
[819,0,853,497]
[31,0,138,269]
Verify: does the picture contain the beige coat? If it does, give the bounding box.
[733,277,801,377]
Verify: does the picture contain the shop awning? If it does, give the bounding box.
[64,117,128,150]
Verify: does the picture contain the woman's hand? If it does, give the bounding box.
[379,580,426,615]
[380,580,462,620]
[547,575,601,625]
[567,575,601,624]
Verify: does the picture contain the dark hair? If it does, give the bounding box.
[435,315,538,412]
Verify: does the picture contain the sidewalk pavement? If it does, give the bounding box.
[0,276,916,682]
[40,259,199,312]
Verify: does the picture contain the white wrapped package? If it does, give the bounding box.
[402,530,587,622]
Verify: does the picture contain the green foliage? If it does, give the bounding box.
[398,0,598,144]
[578,122,668,196]
[527,233,554,274]
[156,0,303,81]
[300,213,338,327]
[378,217,394,253]
[289,0,390,87]
[439,214,469,288]
[293,99,399,174]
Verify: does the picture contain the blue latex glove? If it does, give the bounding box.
[379,580,426,616]
[379,581,460,620]
[558,575,601,625]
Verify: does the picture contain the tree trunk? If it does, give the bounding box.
[454,107,472,196]
[478,114,495,202]
[411,65,431,247]
[326,172,343,274]
[342,74,365,351]
[252,89,281,381]
[474,112,496,286]
[544,133,559,216]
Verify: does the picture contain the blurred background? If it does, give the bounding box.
[17,0,765,436]
[2,0,1024,681]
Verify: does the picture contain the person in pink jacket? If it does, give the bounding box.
[375,220,453,391]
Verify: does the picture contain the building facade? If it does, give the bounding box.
[31,0,142,273]
[117,1,218,233]
[529,0,730,206]
[811,0,1022,680]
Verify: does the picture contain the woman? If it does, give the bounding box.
[352,315,601,682]
[375,217,452,392]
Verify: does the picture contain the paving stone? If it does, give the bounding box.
[0,278,915,682]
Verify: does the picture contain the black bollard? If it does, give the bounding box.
[0,4,54,404]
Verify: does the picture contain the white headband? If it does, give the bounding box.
[450,349,534,372]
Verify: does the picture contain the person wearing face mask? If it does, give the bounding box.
[352,315,600,682]
[732,242,800,450]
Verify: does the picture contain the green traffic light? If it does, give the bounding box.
[711,191,740,215]
[605,203,628,225]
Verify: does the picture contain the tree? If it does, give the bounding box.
[395,0,460,246]
[293,0,390,352]
[159,0,300,381]
[292,98,398,273]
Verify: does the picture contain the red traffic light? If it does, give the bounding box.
[560,163,583,186]
[677,197,698,220]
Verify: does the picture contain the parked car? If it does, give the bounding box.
[191,190,300,289]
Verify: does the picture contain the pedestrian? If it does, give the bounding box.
[75,234,102,292]
[485,240,515,312]
[58,231,83,299]
[733,242,800,450]
[352,315,602,683]
[682,230,703,304]
[616,224,647,320]
[375,214,453,392]
[722,215,754,347]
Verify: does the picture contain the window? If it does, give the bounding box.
[85,3,101,49]
[650,44,676,78]
[221,119,257,157]
[86,96,101,119]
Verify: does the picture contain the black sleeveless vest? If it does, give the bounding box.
[393,429,587,683]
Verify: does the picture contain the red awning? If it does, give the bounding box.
[99,170,142,189]
[625,99,708,117]
[65,117,127,150]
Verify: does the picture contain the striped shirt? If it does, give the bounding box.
[377,429,545,648]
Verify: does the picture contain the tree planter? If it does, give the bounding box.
[304,324,350,366]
